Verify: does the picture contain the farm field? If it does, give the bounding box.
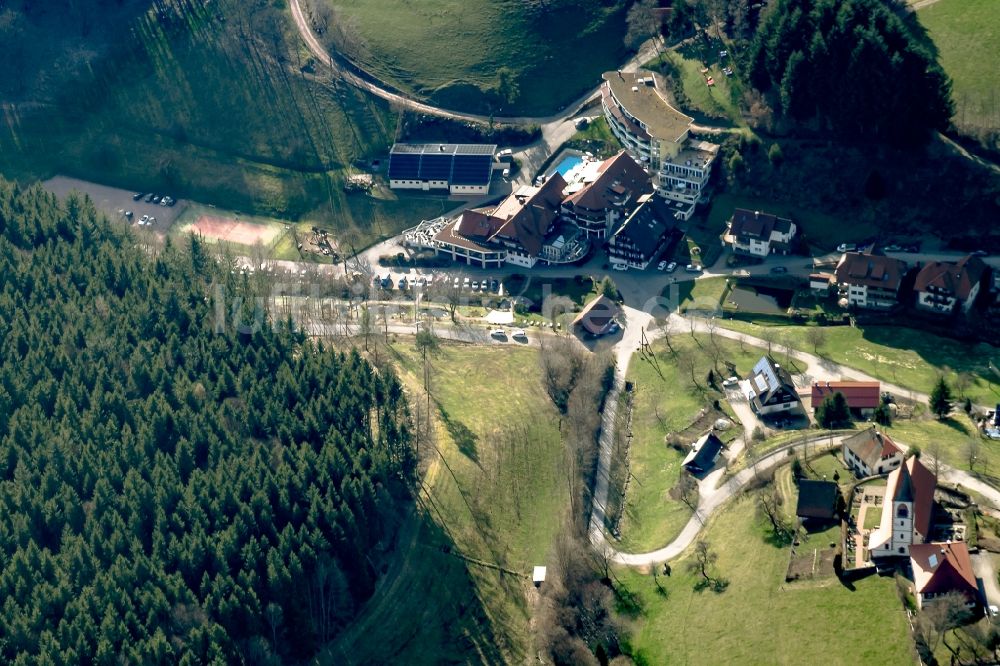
[716,321,1000,405]
[918,0,1000,137]
[331,341,571,662]
[306,0,628,115]
[618,489,914,665]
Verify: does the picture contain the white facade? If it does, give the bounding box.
[390,179,489,195]
[871,499,917,557]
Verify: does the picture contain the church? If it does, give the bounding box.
[868,456,936,558]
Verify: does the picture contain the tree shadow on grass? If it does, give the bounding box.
[438,407,479,464]
[327,510,507,664]
[693,577,730,593]
[939,415,973,437]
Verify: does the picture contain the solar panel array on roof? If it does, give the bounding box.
[388,143,497,186]
[387,152,421,180]
[452,154,493,185]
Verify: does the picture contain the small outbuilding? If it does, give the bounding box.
[795,479,839,521]
[682,432,725,475]
[572,294,623,337]
[811,381,881,417]
[532,566,547,588]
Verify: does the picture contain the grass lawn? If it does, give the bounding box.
[312,0,627,116]
[346,341,571,662]
[0,2,453,250]
[705,191,864,252]
[882,411,1000,474]
[669,276,730,313]
[716,320,1000,405]
[614,335,762,552]
[566,117,619,158]
[918,0,1000,135]
[617,490,914,665]
[646,43,744,124]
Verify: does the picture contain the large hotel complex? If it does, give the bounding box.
[399,67,721,269]
[601,70,718,220]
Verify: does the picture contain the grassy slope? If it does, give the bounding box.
[918,0,1000,134]
[0,1,452,248]
[616,335,762,552]
[317,0,628,115]
[333,341,569,662]
[717,320,1000,405]
[620,491,914,665]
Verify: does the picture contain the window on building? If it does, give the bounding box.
[897,504,909,518]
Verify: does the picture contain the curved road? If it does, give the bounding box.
[586,306,993,567]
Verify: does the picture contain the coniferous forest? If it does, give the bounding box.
[0,178,415,663]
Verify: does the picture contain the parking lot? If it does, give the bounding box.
[43,176,187,231]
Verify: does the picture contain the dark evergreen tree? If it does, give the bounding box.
[0,178,415,662]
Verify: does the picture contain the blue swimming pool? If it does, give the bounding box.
[554,155,584,177]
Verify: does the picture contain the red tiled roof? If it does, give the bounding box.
[835,251,907,290]
[910,542,977,598]
[913,255,987,301]
[843,427,902,470]
[886,456,936,540]
[811,381,881,409]
[562,150,651,212]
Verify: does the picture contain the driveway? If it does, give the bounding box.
[972,551,1000,609]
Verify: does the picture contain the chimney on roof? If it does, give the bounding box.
[439,144,446,152]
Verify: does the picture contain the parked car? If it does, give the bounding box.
[124,210,133,219]
[836,243,857,253]
[970,250,989,257]
[665,262,678,273]
[139,214,150,225]
[883,244,901,252]
[685,264,703,273]
[511,329,527,340]
[148,216,156,225]
[611,263,628,272]
[497,148,513,160]
[722,376,740,388]
[132,192,145,201]
[160,196,175,207]
[769,266,788,274]
[657,260,667,271]
[471,280,479,290]
[144,193,155,203]
[490,329,506,338]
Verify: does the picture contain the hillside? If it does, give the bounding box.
[302,0,629,116]
[0,0,449,246]
[0,178,417,662]
[917,0,1000,150]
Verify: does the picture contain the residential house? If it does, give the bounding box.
[869,456,936,558]
[811,381,881,418]
[796,479,839,522]
[745,355,801,416]
[572,295,622,337]
[910,542,979,610]
[834,250,907,310]
[913,255,987,315]
[560,150,653,239]
[388,143,496,194]
[601,70,718,220]
[682,432,725,474]
[606,195,678,270]
[809,273,835,293]
[723,208,797,257]
[842,427,904,477]
[432,174,589,268]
